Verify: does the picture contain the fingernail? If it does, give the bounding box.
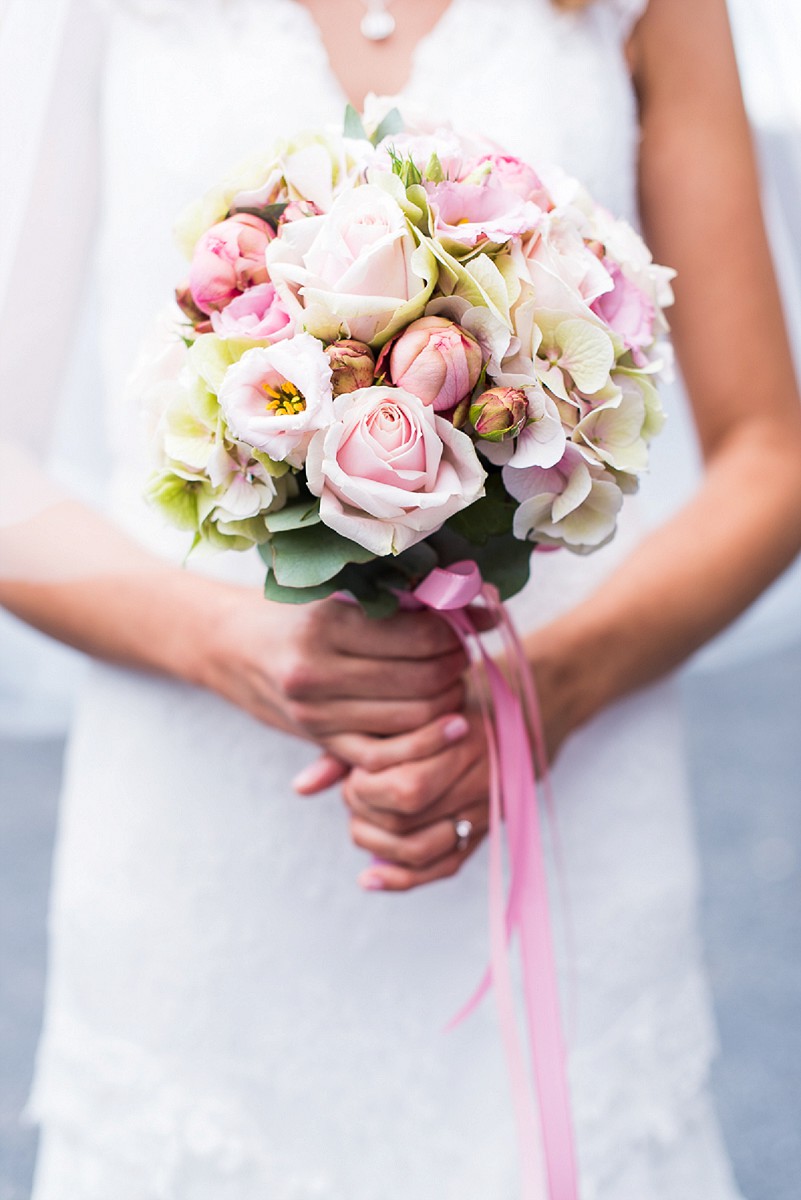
[292,763,323,791]
[443,714,470,741]
[359,871,386,891]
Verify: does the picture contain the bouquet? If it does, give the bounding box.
[142,104,675,1200]
[145,104,673,614]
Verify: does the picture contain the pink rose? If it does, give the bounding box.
[189,213,274,315]
[463,154,552,207]
[591,261,655,350]
[305,386,486,555]
[386,317,483,413]
[266,184,432,345]
[210,283,293,341]
[218,333,333,467]
[425,179,541,249]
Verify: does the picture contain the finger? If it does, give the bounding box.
[328,604,464,660]
[287,685,465,739]
[292,754,349,795]
[343,733,482,819]
[349,799,488,871]
[346,756,488,835]
[294,646,469,703]
[357,836,486,893]
[325,711,470,772]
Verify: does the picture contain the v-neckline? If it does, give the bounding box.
[289,0,464,112]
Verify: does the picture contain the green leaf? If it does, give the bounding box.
[445,472,516,544]
[471,533,533,601]
[229,202,288,231]
[263,500,321,533]
[269,523,376,587]
[344,105,368,141]
[371,107,404,146]
[263,572,343,605]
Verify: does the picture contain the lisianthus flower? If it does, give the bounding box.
[218,332,333,467]
[426,179,541,250]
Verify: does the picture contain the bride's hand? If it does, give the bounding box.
[339,707,491,892]
[199,587,471,746]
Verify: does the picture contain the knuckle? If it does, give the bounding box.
[392,776,424,815]
[278,655,318,702]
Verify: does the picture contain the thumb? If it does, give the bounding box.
[292,753,350,795]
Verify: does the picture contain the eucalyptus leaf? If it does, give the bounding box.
[471,533,533,601]
[270,523,376,587]
[344,105,369,141]
[263,500,321,533]
[263,572,342,605]
[371,107,404,145]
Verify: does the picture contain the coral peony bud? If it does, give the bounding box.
[325,340,376,396]
[189,213,273,315]
[388,316,482,412]
[469,387,528,442]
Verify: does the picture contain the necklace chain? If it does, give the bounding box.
[360,0,396,41]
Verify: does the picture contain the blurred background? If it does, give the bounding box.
[1,1,800,1197]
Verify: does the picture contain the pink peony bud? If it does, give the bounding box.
[387,317,483,412]
[189,213,273,315]
[278,199,323,226]
[469,387,528,442]
[325,340,376,396]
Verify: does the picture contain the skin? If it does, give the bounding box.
[2,0,800,890]
[295,0,801,888]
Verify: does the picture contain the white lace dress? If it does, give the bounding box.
[27,1,744,1197]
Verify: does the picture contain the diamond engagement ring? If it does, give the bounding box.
[453,817,473,852]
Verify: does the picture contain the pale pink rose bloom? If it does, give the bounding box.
[218,332,333,467]
[387,316,482,412]
[266,184,429,344]
[210,283,293,341]
[504,445,622,550]
[426,180,541,249]
[305,385,486,555]
[189,213,273,315]
[463,154,552,207]
[590,260,655,350]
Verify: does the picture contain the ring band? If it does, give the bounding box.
[453,817,473,852]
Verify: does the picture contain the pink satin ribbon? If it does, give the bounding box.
[411,561,579,1200]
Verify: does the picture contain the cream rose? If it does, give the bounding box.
[266,185,435,345]
[305,385,485,555]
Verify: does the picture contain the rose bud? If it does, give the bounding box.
[189,213,273,315]
[278,199,323,226]
[469,387,528,442]
[388,316,483,412]
[325,340,376,396]
[173,283,209,331]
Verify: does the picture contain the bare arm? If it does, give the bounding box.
[333,0,801,890]
[531,0,801,753]
[0,497,469,748]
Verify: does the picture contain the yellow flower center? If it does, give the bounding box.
[263,380,306,416]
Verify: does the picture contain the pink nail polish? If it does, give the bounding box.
[359,872,385,891]
[443,714,469,741]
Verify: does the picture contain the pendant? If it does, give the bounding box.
[360,10,396,40]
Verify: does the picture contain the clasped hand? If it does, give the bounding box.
[278,597,493,893]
